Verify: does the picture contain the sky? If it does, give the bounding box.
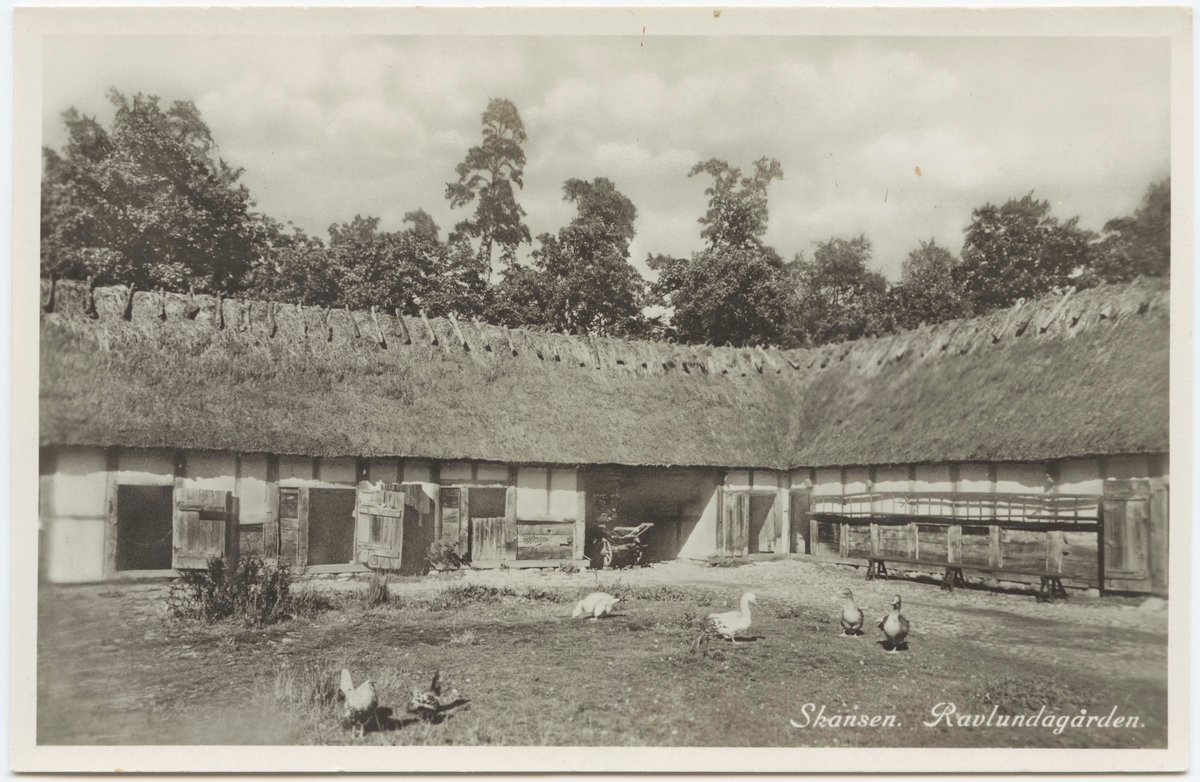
[42,34,1171,281]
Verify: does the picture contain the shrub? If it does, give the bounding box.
[365,572,390,607]
[674,609,724,659]
[557,562,579,575]
[168,556,292,625]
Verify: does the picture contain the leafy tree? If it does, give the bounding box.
[425,233,493,319]
[649,247,794,347]
[791,235,890,346]
[1088,178,1170,283]
[689,156,784,250]
[525,178,647,336]
[445,98,532,278]
[651,157,792,346]
[41,89,261,292]
[957,194,1096,312]
[329,213,444,314]
[888,239,971,330]
[244,219,339,306]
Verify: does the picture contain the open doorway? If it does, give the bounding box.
[116,485,174,571]
[748,493,779,554]
[307,488,356,566]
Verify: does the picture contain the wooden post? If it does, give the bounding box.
[988,525,1002,568]
[869,523,881,557]
[1047,530,1064,573]
[297,487,310,569]
[908,522,919,559]
[839,523,851,558]
[575,472,587,562]
[503,485,518,561]
[809,518,819,556]
[103,447,119,577]
[947,525,962,564]
[266,455,280,559]
[1149,477,1169,592]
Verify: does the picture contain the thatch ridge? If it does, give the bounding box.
[39,277,1169,468]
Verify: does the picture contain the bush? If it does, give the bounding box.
[365,572,390,607]
[168,556,292,625]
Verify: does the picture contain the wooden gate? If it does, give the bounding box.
[471,486,517,565]
[356,483,436,574]
[1102,478,1165,594]
[173,488,235,569]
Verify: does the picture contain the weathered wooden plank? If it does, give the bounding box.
[575,485,587,561]
[988,525,1002,568]
[908,523,919,559]
[103,448,119,577]
[1149,480,1169,591]
[869,523,881,556]
[947,525,962,564]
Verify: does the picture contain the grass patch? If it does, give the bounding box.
[168,557,293,626]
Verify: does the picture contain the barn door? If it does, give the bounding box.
[471,486,517,564]
[356,483,436,574]
[720,491,750,557]
[173,488,234,569]
[1102,479,1153,593]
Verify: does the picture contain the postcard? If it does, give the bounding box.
[11,5,1191,773]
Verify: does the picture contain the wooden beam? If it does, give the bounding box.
[103,447,119,577]
[574,474,587,561]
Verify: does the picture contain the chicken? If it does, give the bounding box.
[338,669,379,738]
[877,594,910,653]
[572,592,620,620]
[709,591,757,643]
[839,588,865,636]
[409,670,461,723]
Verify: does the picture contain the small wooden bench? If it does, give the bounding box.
[867,557,1069,602]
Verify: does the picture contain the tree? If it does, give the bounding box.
[425,233,493,319]
[525,178,647,336]
[41,89,261,292]
[329,213,444,314]
[651,157,793,346]
[888,239,971,331]
[791,235,891,346]
[244,219,339,306]
[1088,178,1170,283]
[689,156,784,250]
[957,193,1096,312]
[445,98,532,278]
[649,247,795,347]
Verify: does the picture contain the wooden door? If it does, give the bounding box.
[173,488,234,570]
[720,491,749,557]
[470,485,516,564]
[1103,479,1153,593]
[356,485,405,570]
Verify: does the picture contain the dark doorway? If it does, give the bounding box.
[116,485,174,571]
[748,494,778,554]
[307,488,356,565]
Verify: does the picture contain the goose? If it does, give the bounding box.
[838,588,865,637]
[572,592,620,620]
[709,591,757,643]
[338,669,379,738]
[877,594,910,653]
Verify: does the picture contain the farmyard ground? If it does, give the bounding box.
[37,559,1167,747]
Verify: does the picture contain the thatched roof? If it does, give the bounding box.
[39,277,1169,469]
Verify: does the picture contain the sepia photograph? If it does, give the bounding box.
[11,5,1191,774]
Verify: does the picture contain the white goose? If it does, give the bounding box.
[709,591,757,643]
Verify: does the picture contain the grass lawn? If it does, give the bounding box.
[37,560,1168,747]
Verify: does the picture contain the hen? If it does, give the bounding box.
[409,670,461,723]
[338,669,379,738]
